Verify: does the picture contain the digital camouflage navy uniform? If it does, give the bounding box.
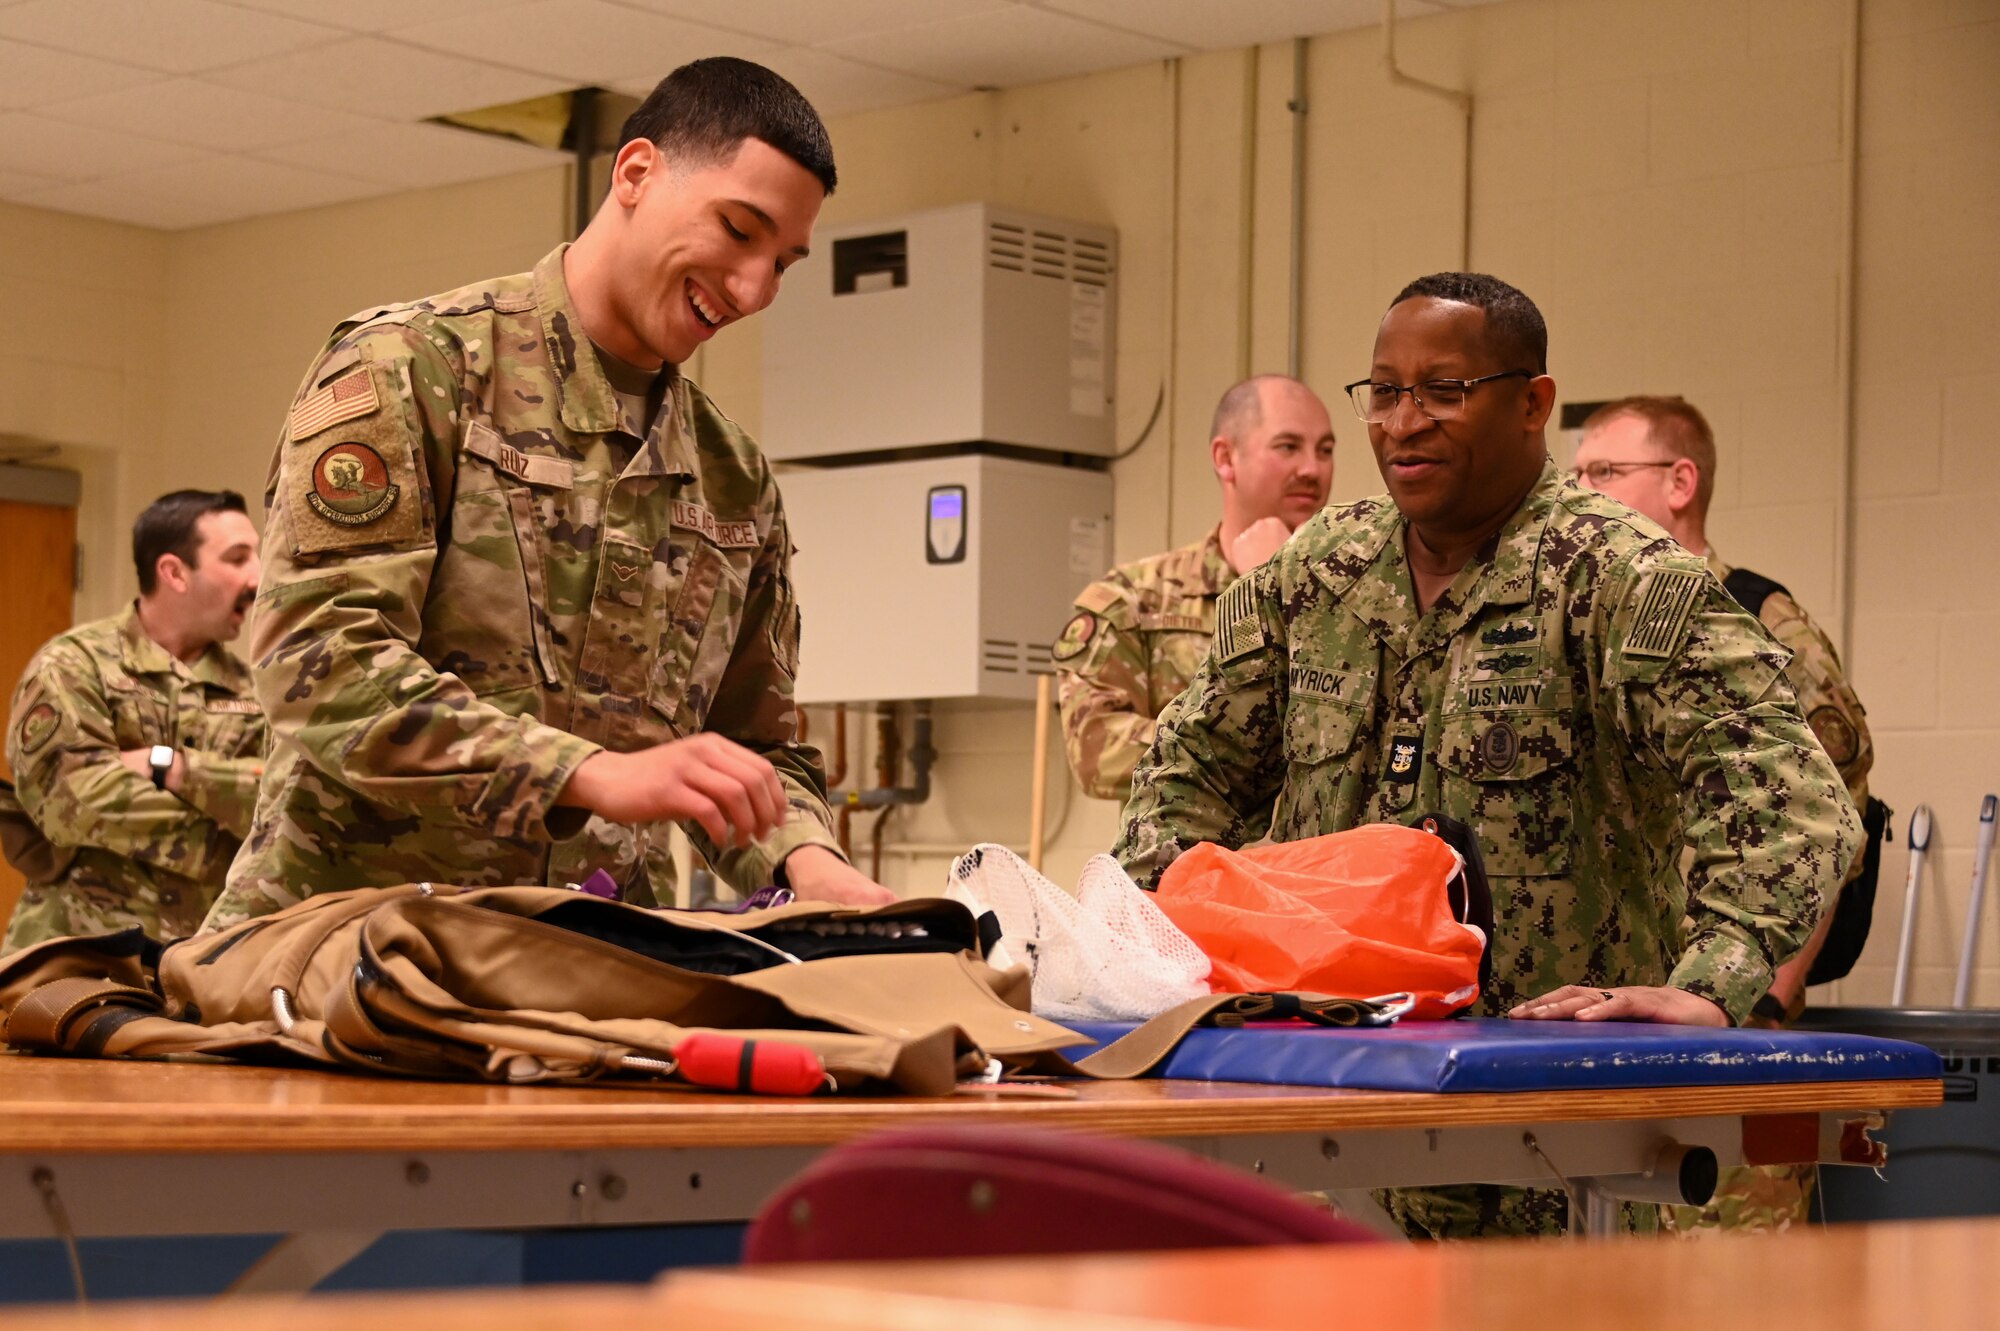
[208,245,842,929]
[1056,527,1235,801]
[1662,548,1875,1237]
[1114,461,1861,1239]
[3,606,266,952]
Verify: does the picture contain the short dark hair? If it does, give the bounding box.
[1390,272,1548,375]
[133,489,247,595]
[1583,395,1718,512]
[619,57,837,195]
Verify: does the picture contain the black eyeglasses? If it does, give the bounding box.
[1343,370,1534,423]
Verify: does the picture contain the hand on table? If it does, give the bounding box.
[1507,984,1728,1026]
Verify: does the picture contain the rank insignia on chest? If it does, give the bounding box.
[1382,733,1423,810]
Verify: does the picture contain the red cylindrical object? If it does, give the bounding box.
[676,1032,827,1095]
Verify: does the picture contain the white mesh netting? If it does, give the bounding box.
[944,844,1211,1023]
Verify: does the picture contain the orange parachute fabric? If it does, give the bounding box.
[1153,824,1485,1020]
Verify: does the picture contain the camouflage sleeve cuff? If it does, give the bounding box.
[508,729,604,843]
[721,815,842,892]
[175,754,265,838]
[1667,931,1773,1027]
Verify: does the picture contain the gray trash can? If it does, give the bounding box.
[1792,1007,2000,1222]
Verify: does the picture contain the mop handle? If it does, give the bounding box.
[1891,804,1933,1007]
[1951,795,1997,1008]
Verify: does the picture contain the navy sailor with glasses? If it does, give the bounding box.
[1111,272,1860,1240]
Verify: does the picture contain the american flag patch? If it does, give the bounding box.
[290,368,379,441]
[1623,568,1704,659]
[1216,578,1265,663]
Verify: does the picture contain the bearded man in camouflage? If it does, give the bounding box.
[1574,394,1874,1236]
[1056,375,1335,803]
[4,490,266,951]
[209,58,892,928]
[1114,273,1860,1238]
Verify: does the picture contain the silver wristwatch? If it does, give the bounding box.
[148,744,174,791]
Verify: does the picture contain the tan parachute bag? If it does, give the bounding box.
[0,884,1407,1095]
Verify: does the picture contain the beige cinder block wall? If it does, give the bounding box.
[6,0,1994,1002]
[0,202,167,622]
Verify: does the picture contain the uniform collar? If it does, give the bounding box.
[117,602,177,676]
[1309,458,1562,652]
[1197,525,1236,595]
[1702,547,1731,582]
[533,245,698,482]
[117,602,244,688]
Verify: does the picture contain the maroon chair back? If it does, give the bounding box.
[743,1125,1380,1263]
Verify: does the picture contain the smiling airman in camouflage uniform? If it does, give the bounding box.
[206,60,889,927]
[207,247,842,926]
[1115,275,1860,1239]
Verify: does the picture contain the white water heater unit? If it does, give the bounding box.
[780,455,1113,704]
[761,202,1117,460]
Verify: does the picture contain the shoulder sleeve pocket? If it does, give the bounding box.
[281,361,427,556]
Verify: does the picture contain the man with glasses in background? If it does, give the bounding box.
[1574,394,1876,1236]
[1114,273,1859,1239]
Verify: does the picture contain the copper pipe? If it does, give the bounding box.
[870,806,893,882]
[826,704,848,790]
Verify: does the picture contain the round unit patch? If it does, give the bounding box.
[1807,705,1859,768]
[17,701,58,754]
[1478,720,1519,774]
[1051,610,1098,663]
[308,442,400,527]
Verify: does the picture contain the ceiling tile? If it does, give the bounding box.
[720,48,962,119]
[0,0,339,75]
[253,119,564,189]
[210,35,571,120]
[23,153,383,229]
[818,6,1188,89]
[610,0,1017,49]
[391,0,771,86]
[0,111,210,181]
[211,0,527,32]
[1038,0,1442,50]
[39,78,390,152]
[0,37,156,109]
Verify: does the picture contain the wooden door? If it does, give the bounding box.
[0,498,78,922]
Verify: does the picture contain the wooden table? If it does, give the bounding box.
[0,1052,1936,1265]
[0,1216,1988,1330]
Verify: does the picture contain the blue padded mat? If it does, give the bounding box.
[1059,1018,1942,1094]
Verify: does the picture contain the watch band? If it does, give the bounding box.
[1750,992,1788,1025]
[149,745,173,791]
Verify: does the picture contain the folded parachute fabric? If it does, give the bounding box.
[1154,823,1486,1021]
[944,845,1212,1023]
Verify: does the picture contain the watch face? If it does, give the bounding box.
[150,745,173,768]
